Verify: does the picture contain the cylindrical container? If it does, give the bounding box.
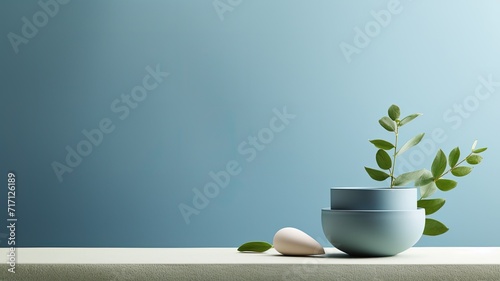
[330,187,417,210]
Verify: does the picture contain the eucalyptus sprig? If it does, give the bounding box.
[365,104,487,236]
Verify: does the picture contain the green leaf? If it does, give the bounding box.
[417,199,445,215]
[399,113,421,126]
[431,149,447,178]
[376,149,392,170]
[379,116,396,132]
[471,140,478,150]
[451,166,473,177]
[365,167,390,181]
[419,181,437,199]
[435,179,457,191]
[473,147,487,153]
[393,170,425,186]
[423,218,449,236]
[369,139,395,150]
[388,104,400,121]
[417,170,436,198]
[237,241,273,252]
[415,170,434,187]
[466,155,483,165]
[397,133,425,156]
[448,147,460,168]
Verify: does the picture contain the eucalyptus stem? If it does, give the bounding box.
[390,126,399,188]
[439,152,473,179]
[365,104,486,236]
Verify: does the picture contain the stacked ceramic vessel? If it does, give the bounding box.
[321,187,425,257]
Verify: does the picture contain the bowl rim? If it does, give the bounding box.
[322,207,425,213]
[330,187,417,190]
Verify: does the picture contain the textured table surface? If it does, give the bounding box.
[2,247,500,264]
[1,247,499,281]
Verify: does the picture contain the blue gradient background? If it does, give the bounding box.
[1,0,499,247]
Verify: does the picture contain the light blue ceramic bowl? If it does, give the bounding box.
[321,208,425,256]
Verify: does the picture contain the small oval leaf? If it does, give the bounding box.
[431,149,447,178]
[423,218,449,236]
[388,104,400,121]
[238,241,273,252]
[466,155,483,165]
[393,170,425,186]
[415,170,434,187]
[448,147,460,168]
[399,113,421,126]
[451,166,473,177]
[473,147,487,153]
[417,199,445,215]
[365,167,390,181]
[419,181,438,199]
[376,149,392,170]
[435,178,457,191]
[379,116,396,132]
[397,133,425,156]
[471,140,478,150]
[369,139,395,150]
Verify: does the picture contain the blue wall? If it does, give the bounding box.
[1,0,499,247]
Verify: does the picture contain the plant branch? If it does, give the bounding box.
[438,152,473,179]
[390,125,399,188]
